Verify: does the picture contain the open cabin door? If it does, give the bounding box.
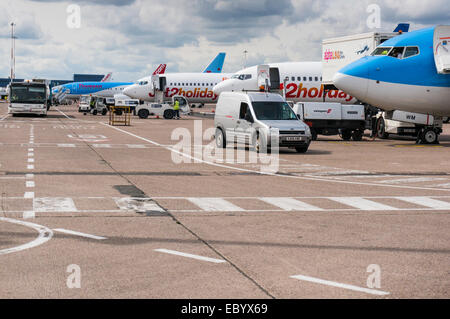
[434,26,450,74]
[257,65,271,90]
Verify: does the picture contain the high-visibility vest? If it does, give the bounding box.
[174,101,180,110]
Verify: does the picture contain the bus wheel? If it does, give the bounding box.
[163,109,174,119]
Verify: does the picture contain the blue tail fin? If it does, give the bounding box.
[393,23,410,33]
[203,52,226,73]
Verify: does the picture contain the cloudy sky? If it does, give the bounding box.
[0,0,448,81]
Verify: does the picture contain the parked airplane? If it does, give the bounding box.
[212,62,357,104]
[333,25,450,143]
[123,53,231,104]
[52,64,167,101]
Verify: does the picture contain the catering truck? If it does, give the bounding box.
[7,79,50,116]
[292,102,366,141]
[322,25,418,139]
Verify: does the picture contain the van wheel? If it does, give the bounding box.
[340,129,352,141]
[101,108,107,116]
[311,129,318,141]
[92,109,98,115]
[138,109,149,119]
[351,130,363,141]
[215,128,226,148]
[164,109,174,119]
[295,145,309,153]
[376,118,389,139]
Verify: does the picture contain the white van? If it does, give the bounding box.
[214,92,312,153]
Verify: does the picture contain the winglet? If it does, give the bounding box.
[152,64,167,75]
[203,53,226,73]
[393,23,410,33]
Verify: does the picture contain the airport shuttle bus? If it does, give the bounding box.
[7,80,49,116]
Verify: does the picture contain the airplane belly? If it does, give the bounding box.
[365,79,450,116]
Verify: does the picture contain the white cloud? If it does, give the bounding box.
[0,0,444,81]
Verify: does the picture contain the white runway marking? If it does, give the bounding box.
[379,177,447,184]
[27,165,34,170]
[28,148,34,152]
[328,197,398,211]
[290,274,389,296]
[154,249,226,263]
[53,228,106,240]
[23,211,35,219]
[259,197,322,211]
[187,197,244,212]
[126,144,146,148]
[395,197,450,210]
[24,192,34,199]
[28,158,34,163]
[26,174,34,179]
[33,197,77,212]
[57,143,76,148]
[114,197,165,212]
[0,217,52,255]
[26,181,35,188]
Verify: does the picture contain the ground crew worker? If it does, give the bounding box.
[174,100,180,119]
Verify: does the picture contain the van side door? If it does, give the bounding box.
[235,102,252,144]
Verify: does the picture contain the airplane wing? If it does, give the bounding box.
[203,52,226,73]
[152,64,167,75]
[101,72,112,82]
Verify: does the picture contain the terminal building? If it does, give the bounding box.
[0,73,105,98]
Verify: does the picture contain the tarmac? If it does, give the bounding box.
[0,102,449,298]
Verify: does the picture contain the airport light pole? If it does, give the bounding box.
[243,50,248,69]
[10,22,16,83]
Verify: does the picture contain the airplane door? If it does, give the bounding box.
[151,75,160,90]
[434,26,450,74]
[257,65,271,90]
[269,68,280,90]
[159,76,167,91]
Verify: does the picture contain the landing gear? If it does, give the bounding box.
[416,127,441,144]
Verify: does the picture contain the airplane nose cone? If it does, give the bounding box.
[123,85,137,98]
[213,80,233,95]
[333,58,370,102]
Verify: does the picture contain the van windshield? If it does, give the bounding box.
[252,102,297,120]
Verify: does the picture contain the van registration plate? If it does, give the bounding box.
[284,136,303,141]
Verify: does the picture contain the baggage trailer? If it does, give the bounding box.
[293,102,365,141]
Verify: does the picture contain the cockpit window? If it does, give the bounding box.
[403,46,419,58]
[138,81,148,85]
[231,74,252,80]
[388,47,405,59]
[371,47,392,56]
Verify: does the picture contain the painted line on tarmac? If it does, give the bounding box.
[154,248,226,263]
[55,107,75,120]
[53,228,106,240]
[0,217,53,255]
[0,114,9,121]
[101,123,450,193]
[290,274,390,296]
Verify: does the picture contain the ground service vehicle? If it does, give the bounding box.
[136,96,190,119]
[293,102,365,141]
[214,92,312,153]
[7,79,49,116]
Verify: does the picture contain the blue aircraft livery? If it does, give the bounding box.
[203,52,226,73]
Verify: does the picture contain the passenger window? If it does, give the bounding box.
[291,77,295,81]
[309,77,312,81]
[315,77,318,81]
[388,47,405,59]
[404,46,419,58]
[239,102,249,119]
[303,77,307,81]
[297,77,301,81]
